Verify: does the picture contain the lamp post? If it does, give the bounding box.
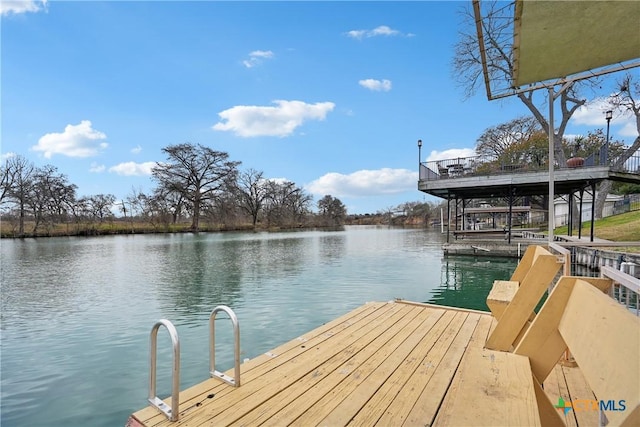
[605,110,613,165]
[417,139,422,167]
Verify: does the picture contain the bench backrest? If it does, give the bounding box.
[516,277,640,426]
[485,245,562,351]
[510,245,548,283]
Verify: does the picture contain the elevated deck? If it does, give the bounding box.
[128,300,596,427]
[418,165,640,199]
[418,152,640,200]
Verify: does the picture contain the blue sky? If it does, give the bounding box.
[2,1,637,214]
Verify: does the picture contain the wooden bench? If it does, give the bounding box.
[486,279,519,319]
[485,245,562,351]
[436,276,639,426]
[516,277,640,426]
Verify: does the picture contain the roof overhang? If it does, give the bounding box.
[512,0,640,87]
[474,0,640,100]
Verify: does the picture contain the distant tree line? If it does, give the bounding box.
[0,143,348,237]
[344,200,445,227]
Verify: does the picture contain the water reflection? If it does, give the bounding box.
[318,233,346,264]
[429,256,517,311]
[155,236,244,318]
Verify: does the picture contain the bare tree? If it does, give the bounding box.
[476,116,541,159]
[152,186,187,225]
[264,180,312,228]
[402,201,435,226]
[1,155,35,235]
[317,195,347,226]
[594,73,640,218]
[234,168,269,228]
[454,1,592,166]
[152,143,240,231]
[80,194,116,225]
[26,165,76,233]
[129,188,180,230]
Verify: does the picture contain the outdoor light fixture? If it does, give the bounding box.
[417,139,423,166]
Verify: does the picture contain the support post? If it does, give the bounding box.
[455,196,459,233]
[462,198,466,230]
[447,197,451,243]
[548,87,555,243]
[568,192,573,236]
[578,188,584,239]
[590,183,596,242]
[508,187,513,244]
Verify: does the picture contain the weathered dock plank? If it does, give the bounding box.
[377,311,482,427]
[434,347,541,426]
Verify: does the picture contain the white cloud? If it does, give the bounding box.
[359,78,392,92]
[619,121,639,138]
[213,100,335,137]
[572,97,637,138]
[32,120,108,158]
[1,0,47,16]
[370,25,399,37]
[108,161,156,176]
[306,168,417,198]
[131,145,142,154]
[89,162,106,173]
[346,30,366,39]
[346,25,407,39]
[572,98,614,126]
[1,152,17,162]
[243,50,274,68]
[426,148,476,162]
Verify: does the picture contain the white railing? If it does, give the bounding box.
[601,265,640,317]
[545,244,639,316]
[548,242,571,276]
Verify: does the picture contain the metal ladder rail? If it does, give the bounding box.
[209,305,241,387]
[148,319,180,421]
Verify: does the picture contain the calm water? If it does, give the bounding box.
[0,226,517,426]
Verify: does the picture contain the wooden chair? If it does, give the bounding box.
[436,276,639,426]
[515,277,640,426]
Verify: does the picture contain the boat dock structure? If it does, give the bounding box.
[127,246,640,427]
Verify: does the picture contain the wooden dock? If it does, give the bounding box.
[127,300,598,427]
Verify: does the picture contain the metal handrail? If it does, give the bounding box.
[209,305,241,387]
[148,319,180,421]
[418,146,640,182]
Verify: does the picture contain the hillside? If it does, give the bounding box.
[558,210,640,241]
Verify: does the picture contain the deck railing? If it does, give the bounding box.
[419,146,639,182]
[601,265,640,316]
[547,243,640,317]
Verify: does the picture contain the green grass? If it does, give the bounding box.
[555,210,640,241]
